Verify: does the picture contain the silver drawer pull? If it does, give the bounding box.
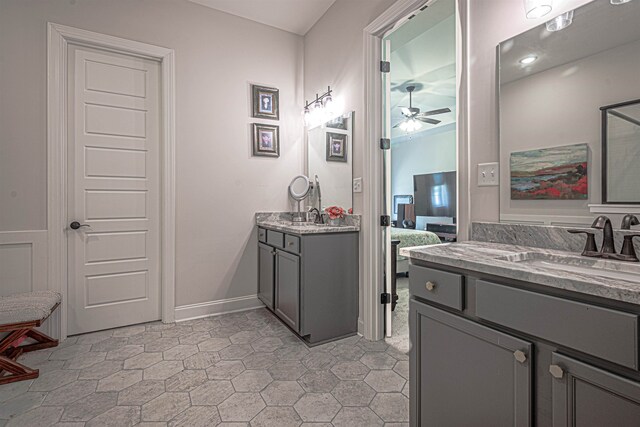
[288,242,294,246]
[549,364,564,379]
[425,281,436,291]
[513,350,527,363]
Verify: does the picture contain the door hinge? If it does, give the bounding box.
[380,61,390,73]
[380,215,390,227]
[381,293,391,305]
[380,138,390,150]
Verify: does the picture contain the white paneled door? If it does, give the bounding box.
[67,45,161,335]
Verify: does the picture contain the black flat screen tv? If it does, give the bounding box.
[413,171,457,218]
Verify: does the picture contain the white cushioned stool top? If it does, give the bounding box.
[0,291,61,324]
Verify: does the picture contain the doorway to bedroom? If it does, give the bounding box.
[381,0,458,348]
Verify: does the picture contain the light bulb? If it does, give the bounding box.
[519,54,538,65]
[546,10,573,31]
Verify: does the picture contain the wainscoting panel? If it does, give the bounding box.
[0,230,48,296]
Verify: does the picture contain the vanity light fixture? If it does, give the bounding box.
[304,86,334,127]
[546,10,574,31]
[611,0,633,4]
[524,0,553,19]
[519,54,538,65]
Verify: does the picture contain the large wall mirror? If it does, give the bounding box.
[307,112,354,212]
[498,0,640,225]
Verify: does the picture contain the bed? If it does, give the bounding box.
[391,228,442,275]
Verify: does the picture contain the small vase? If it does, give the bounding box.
[328,217,341,226]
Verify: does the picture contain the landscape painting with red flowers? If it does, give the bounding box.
[510,143,588,200]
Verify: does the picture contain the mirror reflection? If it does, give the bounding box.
[498,0,640,225]
[603,100,640,204]
[307,112,354,212]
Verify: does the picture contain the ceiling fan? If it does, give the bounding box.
[394,85,451,132]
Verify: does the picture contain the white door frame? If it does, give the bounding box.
[362,0,470,341]
[47,23,176,339]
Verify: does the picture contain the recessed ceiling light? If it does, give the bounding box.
[520,55,538,65]
[524,0,553,19]
[611,0,633,4]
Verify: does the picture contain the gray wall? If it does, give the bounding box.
[0,0,304,307]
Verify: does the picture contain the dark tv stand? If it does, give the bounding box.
[426,222,457,243]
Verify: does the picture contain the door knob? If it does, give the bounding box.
[69,221,91,230]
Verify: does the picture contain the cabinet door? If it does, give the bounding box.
[551,353,640,427]
[275,249,300,332]
[258,243,275,309]
[410,300,532,427]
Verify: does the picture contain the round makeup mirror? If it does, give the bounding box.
[288,175,311,201]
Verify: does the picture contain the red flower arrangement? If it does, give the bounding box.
[325,206,345,220]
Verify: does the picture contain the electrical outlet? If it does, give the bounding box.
[353,177,363,193]
[478,162,499,186]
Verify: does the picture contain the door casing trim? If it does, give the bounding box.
[47,23,176,339]
[362,0,469,340]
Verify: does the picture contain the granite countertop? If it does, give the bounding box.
[256,212,360,235]
[400,241,640,306]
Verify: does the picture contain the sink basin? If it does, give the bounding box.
[496,252,640,283]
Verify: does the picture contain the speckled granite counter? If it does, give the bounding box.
[400,241,640,306]
[256,212,360,235]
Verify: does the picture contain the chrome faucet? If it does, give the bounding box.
[591,215,616,255]
[621,214,639,230]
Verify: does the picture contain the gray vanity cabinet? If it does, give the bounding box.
[551,353,640,427]
[274,249,300,332]
[257,227,359,345]
[410,300,532,427]
[257,243,275,310]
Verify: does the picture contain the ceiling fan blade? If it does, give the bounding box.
[418,108,452,116]
[393,122,404,128]
[417,117,441,125]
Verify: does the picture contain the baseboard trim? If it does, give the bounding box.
[174,294,264,322]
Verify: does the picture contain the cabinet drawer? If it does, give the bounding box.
[266,230,284,248]
[258,228,267,243]
[476,280,639,370]
[409,265,464,311]
[284,234,300,253]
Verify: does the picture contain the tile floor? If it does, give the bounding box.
[0,308,409,426]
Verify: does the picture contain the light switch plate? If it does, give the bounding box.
[353,177,363,193]
[478,162,499,186]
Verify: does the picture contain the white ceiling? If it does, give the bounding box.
[387,0,456,139]
[188,0,336,35]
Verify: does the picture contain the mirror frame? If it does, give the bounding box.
[288,175,311,201]
[601,98,640,205]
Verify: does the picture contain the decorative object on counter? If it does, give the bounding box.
[252,123,279,157]
[326,132,347,162]
[325,206,345,226]
[251,84,279,120]
[510,143,588,200]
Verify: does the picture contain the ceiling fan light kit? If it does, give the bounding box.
[393,84,451,133]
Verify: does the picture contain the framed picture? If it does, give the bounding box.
[251,84,279,120]
[326,132,347,162]
[510,143,588,200]
[252,123,280,157]
[326,115,347,130]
